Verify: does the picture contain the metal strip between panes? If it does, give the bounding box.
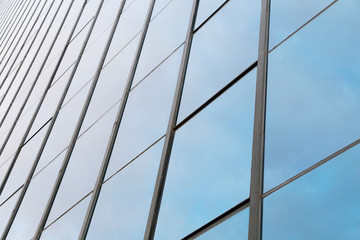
[248,0,270,239]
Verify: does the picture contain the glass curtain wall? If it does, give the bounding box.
[0,0,358,239]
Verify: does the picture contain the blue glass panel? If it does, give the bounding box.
[155,70,256,239]
[269,0,332,49]
[265,0,360,191]
[197,208,249,240]
[86,139,164,239]
[263,144,360,240]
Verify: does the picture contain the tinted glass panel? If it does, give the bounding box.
[265,0,360,191]
[263,144,360,240]
[155,70,256,239]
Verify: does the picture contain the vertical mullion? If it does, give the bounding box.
[0,1,88,238]
[248,0,270,239]
[0,0,42,76]
[78,0,158,237]
[144,0,199,239]
[32,0,108,238]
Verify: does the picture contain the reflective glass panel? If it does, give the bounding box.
[269,0,333,49]
[86,139,164,239]
[265,0,360,191]
[263,143,360,240]
[178,0,260,122]
[197,208,249,240]
[155,70,256,239]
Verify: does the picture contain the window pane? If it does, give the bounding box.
[40,195,91,240]
[132,0,192,86]
[263,144,360,240]
[86,139,164,239]
[178,0,260,122]
[105,46,182,178]
[155,70,256,239]
[265,0,360,191]
[195,0,226,28]
[269,0,333,49]
[5,151,65,239]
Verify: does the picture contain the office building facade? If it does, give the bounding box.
[0,0,358,239]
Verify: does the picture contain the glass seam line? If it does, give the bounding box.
[144,0,199,239]
[263,138,360,198]
[248,0,270,239]
[0,0,41,77]
[0,0,51,110]
[78,0,156,237]
[30,0,105,238]
[182,198,250,240]
[0,0,29,62]
[268,0,338,54]
[0,0,66,194]
[0,0,81,237]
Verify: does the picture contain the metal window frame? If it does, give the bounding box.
[248,0,270,239]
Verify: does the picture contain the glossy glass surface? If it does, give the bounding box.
[132,0,192,86]
[45,105,117,226]
[178,0,260,122]
[264,0,360,191]
[0,122,48,204]
[40,195,91,240]
[86,139,164,239]
[269,0,333,50]
[197,208,249,240]
[5,151,65,240]
[105,46,182,178]
[195,0,226,28]
[0,191,20,234]
[263,144,360,240]
[155,70,256,239]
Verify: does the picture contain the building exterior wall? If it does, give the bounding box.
[0,0,358,239]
